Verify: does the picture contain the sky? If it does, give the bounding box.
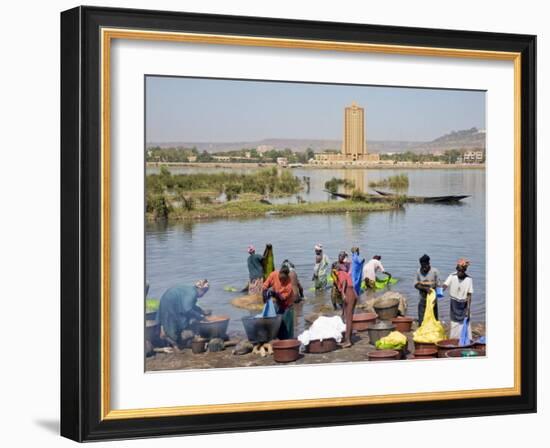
[145,76,486,143]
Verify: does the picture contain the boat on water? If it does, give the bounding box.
[325,189,470,204]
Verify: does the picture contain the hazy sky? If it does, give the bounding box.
[146,76,485,143]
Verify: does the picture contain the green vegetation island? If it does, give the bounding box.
[146,167,399,221]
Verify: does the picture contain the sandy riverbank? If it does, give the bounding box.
[145,319,486,371]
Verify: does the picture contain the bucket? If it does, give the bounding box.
[367,349,400,361]
[307,338,338,353]
[413,347,438,359]
[436,338,474,358]
[373,298,400,320]
[435,286,444,298]
[191,338,207,354]
[366,322,395,345]
[391,316,414,333]
[351,312,378,332]
[445,348,484,358]
[272,339,301,363]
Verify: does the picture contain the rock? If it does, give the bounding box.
[207,338,225,352]
[233,340,253,355]
[224,339,240,348]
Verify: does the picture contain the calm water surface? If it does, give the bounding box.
[146,167,486,335]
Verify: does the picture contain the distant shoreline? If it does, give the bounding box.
[146,162,486,170]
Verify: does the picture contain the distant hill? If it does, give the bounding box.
[148,127,485,154]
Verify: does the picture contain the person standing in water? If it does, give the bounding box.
[334,264,358,348]
[363,255,391,289]
[443,259,474,340]
[246,245,264,295]
[312,244,330,291]
[414,254,441,325]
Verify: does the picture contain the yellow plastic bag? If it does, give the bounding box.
[375,331,407,350]
[413,290,447,343]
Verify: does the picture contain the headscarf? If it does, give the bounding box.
[457,258,471,269]
[314,243,323,251]
[247,245,256,254]
[195,279,210,297]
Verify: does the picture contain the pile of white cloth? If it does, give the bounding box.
[298,315,346,346]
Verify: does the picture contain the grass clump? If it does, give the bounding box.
[369,173,409,190]
[324,177,356,193]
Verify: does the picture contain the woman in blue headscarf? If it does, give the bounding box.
[158,279,210,350]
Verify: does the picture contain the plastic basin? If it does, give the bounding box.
[445,348,484,358]
[351,312,378,332]
[436,338,474,358]
[272,339,301,363]
[413,347,438,359]
[391,316,414,333]
[307,338,338,353]
[367,349,400,361]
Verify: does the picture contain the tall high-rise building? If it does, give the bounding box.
[342,102,367,160]
[313,101,379,165]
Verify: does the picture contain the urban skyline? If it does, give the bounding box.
[146,76,486,144]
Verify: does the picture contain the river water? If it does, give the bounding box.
[146,167,486,335]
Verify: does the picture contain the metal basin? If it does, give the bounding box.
[145,320,160,346]
[242,315,282,343]
[374,298,400,320]
[198,315,230,340]
[366,322,395,345]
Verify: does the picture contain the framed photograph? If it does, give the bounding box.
[61,6,536,441]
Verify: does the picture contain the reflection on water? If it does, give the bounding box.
[343,169,366,194]
[146,167,486,335]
